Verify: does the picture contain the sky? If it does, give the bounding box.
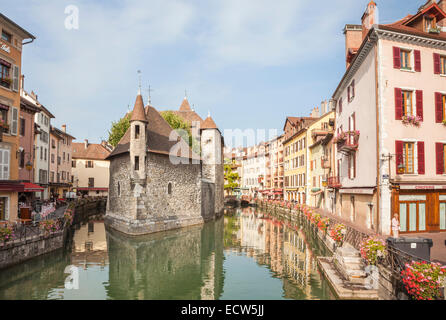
[1,0,424,147]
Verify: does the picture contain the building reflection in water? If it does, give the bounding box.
[71,221,108,270]
[104,218,225,300]
[229,207,333,300]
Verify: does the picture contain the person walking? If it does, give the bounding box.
[392,213,400,238]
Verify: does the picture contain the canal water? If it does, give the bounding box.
[0,207,336,300]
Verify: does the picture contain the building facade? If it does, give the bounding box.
[264,135,284,200]
[0,14,34,222]
[72,140,111,197]
[241,143,267,198]
[333,0,446,235]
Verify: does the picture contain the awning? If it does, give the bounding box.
[22,182,45,192]
[77,187,108,191]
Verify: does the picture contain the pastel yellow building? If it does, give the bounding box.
[283,117,316,203]
[307,104,335,209]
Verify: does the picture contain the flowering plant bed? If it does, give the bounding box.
[401,261,446,300]
[317,217,330,233]
[0,225,14,244]
[40,219,59,235]
[359,236,386,266]
[402,115,421,127]
[329,223,346,245]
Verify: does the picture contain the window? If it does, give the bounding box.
[441,56,446,75]
[117,182,121,197]
[63,152,65,161]
[437,143,446,175]
[50,171,54,183]
[134,156,139,171]
[135,125,140,139]
[436,93,446,122]
[402,90,413,116]
[62,171,66,180]
[348,80,355,102]
[0,63,10,89]
[20,118,25,136]
[424,16,435,32]
[0,108,7,125]
[1,30,11,43]
[85,161,94,168]
[44,148,47,161]
[51,154,54,164]
[19,150,24,168]
[0,197,9,221]
[401,49,411,70]
[168,182,172,195]
[57,156,60,165]
[88,178,94,188]
[403,142,415,174]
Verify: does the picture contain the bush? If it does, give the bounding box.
[40,219,59,235]
[0,225,14,244]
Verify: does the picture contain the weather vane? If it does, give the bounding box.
[147,84,154,105]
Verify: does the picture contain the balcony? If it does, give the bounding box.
[335,131,359,154]
[311,128,333,140]
[328,176,342,189]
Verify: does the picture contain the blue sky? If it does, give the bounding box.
[1,0,424,146]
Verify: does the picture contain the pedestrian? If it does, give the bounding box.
[392,213,400,238]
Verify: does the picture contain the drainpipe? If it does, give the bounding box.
[374,32,381,235]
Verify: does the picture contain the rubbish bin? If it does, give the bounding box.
[386,237,433,261]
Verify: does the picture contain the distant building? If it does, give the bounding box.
[49,125,75,199]
[241,143,267,198]
[72,140,111,197]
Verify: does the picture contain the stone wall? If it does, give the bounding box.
[0,231,65,270]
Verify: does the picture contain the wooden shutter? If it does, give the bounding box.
[12,65,19,92]
[11,107,18,135]
[436,143,444,175]
[352,79,355,98]
[348,86,351,102]
[414,50,421,72]
[417,141,425,175]
[395,88,403,120]
[434,53,441,74]
[395,141,403,174]
[393,47,401,69]
[416,90,423,121]
[435,92,443,123]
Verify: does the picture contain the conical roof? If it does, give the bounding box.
[201,115,218,130]
[130,94,148,122]
[179,97,192,111]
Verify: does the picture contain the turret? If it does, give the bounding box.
[129,91,148,181]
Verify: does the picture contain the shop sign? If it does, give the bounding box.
[400,185,446,190]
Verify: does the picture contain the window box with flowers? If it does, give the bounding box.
[401,261,446,300]
[402,115,422,127]
[0,121,9,134]
[0,77,12,89]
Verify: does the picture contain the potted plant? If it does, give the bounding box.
[360,236,387,266]
[401,261,446,300]
[0,224,14,244]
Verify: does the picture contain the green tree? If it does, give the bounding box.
[224,160,240,195]
[108,113,131,147]
[160,111,200,155]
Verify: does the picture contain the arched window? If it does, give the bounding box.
[167,182,172,195]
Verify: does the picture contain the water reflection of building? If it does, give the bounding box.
[104,218,224,300]
[237,210,330,299]
[71,221,108,269]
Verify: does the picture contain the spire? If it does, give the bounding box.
[130,93,148,123]
[201,114,218,130]
[179,96,192,111]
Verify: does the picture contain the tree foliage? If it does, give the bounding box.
[108,113,131,147]
[224,160,240,193]
[160,111,200,154]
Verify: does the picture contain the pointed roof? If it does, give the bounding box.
[179,97,192,111]
[130,94,148,122]
[201,115,218,130]
[107,105,200,161]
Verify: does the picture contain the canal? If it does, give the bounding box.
[0,207,336,300]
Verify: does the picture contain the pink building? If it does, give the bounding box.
[18,95,39,182]
[332,0,446,235]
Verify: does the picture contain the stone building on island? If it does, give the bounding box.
[105,91,224,235]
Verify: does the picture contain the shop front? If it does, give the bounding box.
[392,185,446,234]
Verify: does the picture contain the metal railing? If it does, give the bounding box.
[11,216,66,242]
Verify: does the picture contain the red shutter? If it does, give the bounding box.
[395,88,403,120]
[416,90,423,121]
[417,141,425,175]
[414,50,421,72]
[393,47,401,69]
[436,143,444,175]
[395,141,403,175]
[434,53,441,74]
[436,92,444,123]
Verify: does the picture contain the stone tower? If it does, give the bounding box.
[200,113,224,215]
[129,91,148,181]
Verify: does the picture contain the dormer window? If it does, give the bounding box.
[424,15,437,32]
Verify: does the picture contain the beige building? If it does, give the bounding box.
[72,140,111,197]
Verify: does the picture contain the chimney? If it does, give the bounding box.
[344,25,363,69]
[84,139,89,149]
[362,1,377,40]
[61,124,66,133]
[439,0,446,28]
